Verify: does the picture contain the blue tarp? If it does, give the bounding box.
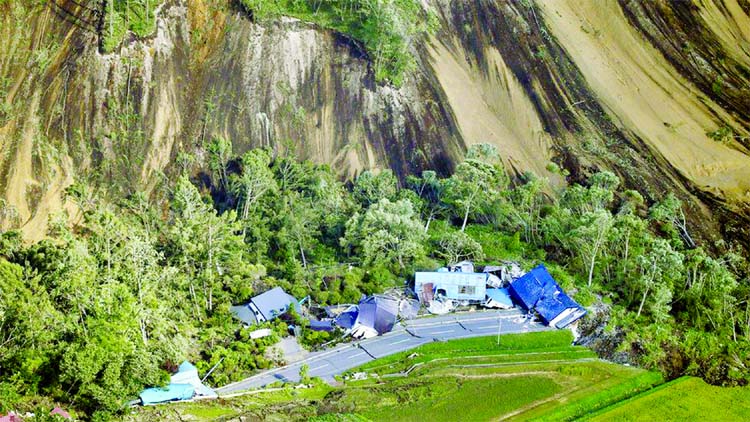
[140,384,194,405]
[486,288,513,308]
[508,265,586,327]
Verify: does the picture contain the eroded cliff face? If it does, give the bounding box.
[1,0,749,244]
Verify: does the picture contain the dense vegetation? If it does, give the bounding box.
[1,143,749,419]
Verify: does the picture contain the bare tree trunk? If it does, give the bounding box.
[637,283,651,318]
[424,213,433,233]
[461,204,470,232]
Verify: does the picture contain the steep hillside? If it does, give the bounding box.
[1,0,749,244]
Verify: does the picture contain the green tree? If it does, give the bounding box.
[341,198,425,269]
[650,193,696,248]
[446,159,506,232]
[634,238,683,320]
[352,169,398,207]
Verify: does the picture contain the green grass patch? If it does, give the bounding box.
[336,375,563,422]
[525,369,664,421]
[356,331,583,374]
[585,377,750,421]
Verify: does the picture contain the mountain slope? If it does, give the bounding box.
[1,0,749,244]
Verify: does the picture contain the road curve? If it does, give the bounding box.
[216,309,551,394]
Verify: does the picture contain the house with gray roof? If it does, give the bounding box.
[230,287,301,326]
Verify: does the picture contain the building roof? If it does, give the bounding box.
[508,265,585,326]
[414,271,488,301]
[508,265,555,309]
[230,304,258,325]
[309,319,335,332]
[361,295,399,334]
[171,361,217,399]
[231,287,301,325]
[140,383,195,405]
[335,305,359,329]
[252,287,301,321]
[486,288,513,308]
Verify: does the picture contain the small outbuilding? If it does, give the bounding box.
[230,287,301,326]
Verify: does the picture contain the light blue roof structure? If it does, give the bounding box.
[485,288,514,308]
[140,384,194,405]
[139,361,217,405]
[414,272,487,302]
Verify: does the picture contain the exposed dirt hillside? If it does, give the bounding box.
[1,0,749,244]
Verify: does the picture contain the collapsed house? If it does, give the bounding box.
[230,287,301,326]
[508,265,587,328]
[139,361,217,405]
[309,295,420,339]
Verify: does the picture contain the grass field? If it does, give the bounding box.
[586,376,750,421]
[123,331,693,421]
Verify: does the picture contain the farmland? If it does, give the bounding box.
[587,376,750,421]
[125,331,668,421]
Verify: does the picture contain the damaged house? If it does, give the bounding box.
[414,271,488,303]
[311,295,419,339]
[230,287,301,326]
[508,265,587,328]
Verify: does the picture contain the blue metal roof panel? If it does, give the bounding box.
[486,288,514,307]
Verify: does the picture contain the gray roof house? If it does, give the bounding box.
[230,287,301,326]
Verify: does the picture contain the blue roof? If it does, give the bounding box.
[508,265,555,309]
[177,361,196,373]
[508,265,585,326]
[309,319,335,331]
[486,288,513,307]
[361,296,399,334]
[335,306,358,329]
[230,304,258,325]
[140,384,194,405]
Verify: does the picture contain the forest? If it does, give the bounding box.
[1,143,749,419]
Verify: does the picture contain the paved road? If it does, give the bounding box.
[216,309,550,394]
